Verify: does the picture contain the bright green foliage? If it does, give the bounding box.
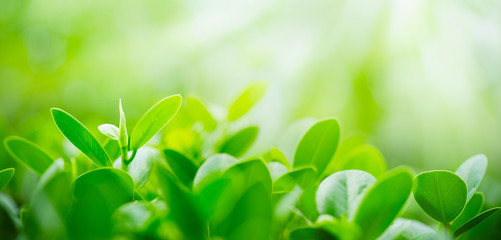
[0,168,14,191]
[455,154,487,200]
[413,170,467,223]
[453,207,501,238]
[227,81,268,121]
[334,145,386,178]
[274,167,317,192]
[219,126,259,157]
[4,136,54,174]
[316,170,376,220]
[51,108,111,167]
[68,168,134,239]
[293,119,340,176]
[186,97,217,131]
[451,192,484,233]
[354,168,413,240]
[130,95,182,150]
[163,149,198,187]
[1,91,499,240]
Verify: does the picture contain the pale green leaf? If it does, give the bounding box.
[4,136,54,174]
[98,124,119,140]
[455,154,487,200]
[219,126,258,157]
[227,81,268,121]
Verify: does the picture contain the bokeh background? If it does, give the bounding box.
[1,0,501,225]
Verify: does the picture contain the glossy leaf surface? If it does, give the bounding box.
[98,124,119,140]
[130,95,182,150]
[51,108,111,167]
[293,119,340,176]
[455,154,487,200]
[413,170,467,223]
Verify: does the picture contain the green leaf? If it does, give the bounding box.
[453,207,501,238]
[263,148,290,169]
[293,119,340,176]
[98,124,119,140]
[413,170,467,223]
[451,192,484,233]
[268,162,288,181]
[288,226,338,240]
[113,147,160,189]
[316,170,376,220]
[51,108,111,167]
[186,97,217,131]
[68,168,134,239]
[455,154,487,200]
[273,167,317,193]
[354,168,413,240]
[193,154,238,189]
[103,138,121,160]
[112,201,159,234]
[130,95,182,150]
[119,99,128,149]
[4,136,54,174]
[378,218,447,240]
[156,167,206,239]
[227,81,268,121]
[219,126,259,157]
[0,168,14,191]
[334,145,386,178]
[163,149,198,187]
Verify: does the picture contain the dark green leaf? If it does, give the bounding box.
[455,154,487,200]
[413,170,467,223]
[453,207,500,238]
[316,170,376,220]
[219,126,258,157]
[130,95,182,150]
[51,108,111,167]
[354,168,413,240]
[451,192,484,233]
[334,145,386,178]
[288,226,338,240]
[4,136,54,174]
[293,119,340,176]
[163,149,198,187]
[0,168,14,191]
[98,124,119,140]
[227,81,268,121]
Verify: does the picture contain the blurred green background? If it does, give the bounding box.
[1,0,500,207]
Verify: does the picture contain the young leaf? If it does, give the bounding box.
[0,168,15,191]
[51,108,111,167]
[118,99,128,149]
[316,170,376,221]
[227,81,268,121]
[4,136,54,174]
[186,97,217,131]
[413,170,467,223]
[130,95,182,150]
[453,207,501,238]
[193,154,238,189]
[455,154,487,200]
[262,148,290,169]
[273,167,317,192]
[293,119,340,176]
[163,149,198,188]
[451,192,484,233]
[354,168,413,240]
[334,145,386,178]
[98,124,120,140]
[219,126,258,157]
